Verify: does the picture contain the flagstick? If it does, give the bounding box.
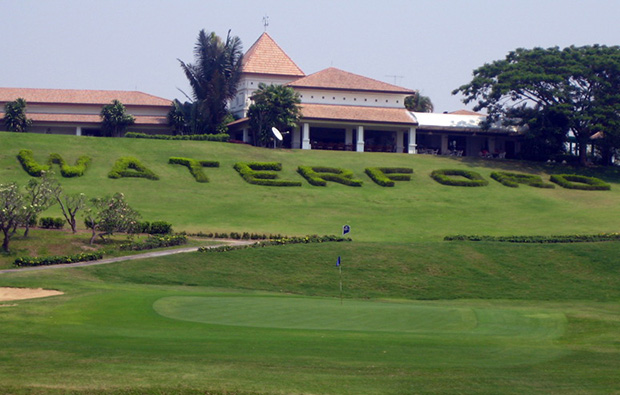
[339,264,343,305]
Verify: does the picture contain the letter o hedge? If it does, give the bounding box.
[430,169,488,187]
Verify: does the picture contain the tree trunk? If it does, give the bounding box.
[578,138,589,166]
[70,217,77,233]
[89,228,97,245]
[24,224,30,238]
[2,228,10,253]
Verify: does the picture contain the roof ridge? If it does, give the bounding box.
[241,33,305,77]
[288,67,415,94]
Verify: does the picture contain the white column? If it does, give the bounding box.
[441,134,449,154]
[356,126,365,152]
[302,123,311,150]
[292,127,301,149]
[345,128,353,146]
[408,127,417,154]
[242,128,250,143]
[76,126,82,136]
[396,130,404,153]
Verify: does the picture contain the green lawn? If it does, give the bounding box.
[1,132,619,394]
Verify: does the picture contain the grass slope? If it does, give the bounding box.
[1,132,619,242]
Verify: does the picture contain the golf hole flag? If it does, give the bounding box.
[337,256,341,267]
[342,224,351,236]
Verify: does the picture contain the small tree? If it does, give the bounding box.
[84,193,140,245]
[23,172,58,237]
[53,186,87,234]
[3,98,32,133]
[0,183,27,252]
[101,100,135,137]
[405,92,434,112]
[248,83,301,147]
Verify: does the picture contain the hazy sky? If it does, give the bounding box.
[2,0,619,112]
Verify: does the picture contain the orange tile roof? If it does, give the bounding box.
[300,103,417,125]
[289,68,416,94]
[449,109,485,116]
[241,33,305,77]
[0,87,172,107]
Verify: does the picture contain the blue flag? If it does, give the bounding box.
[337,256,341,267]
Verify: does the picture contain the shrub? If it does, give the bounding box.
[444,233,620,243]
[198,234,352,252]
[17,149,49,176]
[297,166,363,187]
[125,132,229,142]
[148,221,173,235]
[430,169,488,187]
[550,174,611,190]
[108,157,159,180]
[119,234,187,251]
[48,153,91,177]
[169,157,219,183]
[234,162,302,187]
[39,217,65,229]
[490,171,554,188]
[14,251,104,267]
[365,167,413,187]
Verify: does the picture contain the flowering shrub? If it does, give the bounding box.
[198,234,352,253]
[14,251,104,267]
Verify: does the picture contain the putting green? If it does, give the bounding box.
[153,296,566,339]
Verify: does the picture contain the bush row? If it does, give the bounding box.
[180,231,284,240]
[119,234,187,251]
[549,174,611,190]
[490,171,555,188]
[136,221,173,235]
[39,217,65,229]
[234,162,302,187]
[169,157,219,183]
[365,167,413,187]
[198,234,352,253]
[108,157,159,180]
[14,251,104,267]
[124,132,230,142]
[17,149,91,177]
[444,233,620,243]
[430,169,489,187]
[297,166,363,187]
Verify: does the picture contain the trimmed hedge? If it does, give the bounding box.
[119,234,187,251]
[180,231,284,240]
[430,169,488,187]
[138,220,173,235]
[297,166,363,187]
[14,251,104,267]
[550,174,611,190]
[365,167,413,187]
[234,162,302,187]
[17,149,91,177]
[125,132,229,142]
[198,234,352,253]
[169,157,219,183]
[444,233,620,243]
[108,157,159,180]
[490,171,554,188]
[39,217,65,229]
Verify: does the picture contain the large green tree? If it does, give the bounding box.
[247,83,301,147]
[453,45,620,166]
[178,29,243,134]
[3,98,32,132]
[405,92,434,113]
[100,100,135,137]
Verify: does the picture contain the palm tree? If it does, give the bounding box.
[405,92,434,113]
[178,29,243,134]
[248,83,301,147]
[3,98,32,132]
[100,100,135,137]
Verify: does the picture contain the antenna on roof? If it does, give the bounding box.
[262,15,269,32]
[385,75,404,85]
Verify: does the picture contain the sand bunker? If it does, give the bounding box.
[0,287,63,302]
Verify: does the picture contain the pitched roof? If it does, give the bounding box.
[449,109,485,116]
[0,112,167,126]
[300,103,416,125]
[241,33,305,77]
[288,68,416,94]
[0,87,172,107]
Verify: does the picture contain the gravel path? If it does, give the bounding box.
[0,239,255,274]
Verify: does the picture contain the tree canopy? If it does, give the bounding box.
[405,93,434,113]
[453,45,620,165]
[178,29,243,134]
[248,83,301,147]
[100,100,135,137]
[3,98,32,133]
